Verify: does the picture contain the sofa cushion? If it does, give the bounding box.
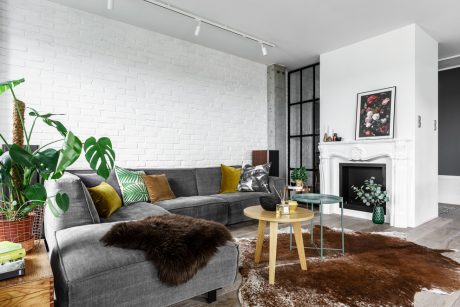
[106,169,123,199]
[220,164,241,193]
[87,182,122,218]
[44,172,100,253]
[142,174,176,202]
[238,163,271,193]
[212,192,270,225]
[114,166,149,205]
[155,196,228,224]
[101,202,169,223]
[144,168,198,197]
[73,172,103,188]
[195,167,221,196]
[51,222,238,307]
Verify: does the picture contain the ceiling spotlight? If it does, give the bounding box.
[194,19,201,36]
[107,0,114,10]
[260,43,268,56]
[142,0,276,55]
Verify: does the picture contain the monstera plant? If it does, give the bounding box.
[0,79,115,240]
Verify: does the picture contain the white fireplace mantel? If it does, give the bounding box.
[319,139,414,228]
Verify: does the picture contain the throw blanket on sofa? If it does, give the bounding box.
[100,214,233,285]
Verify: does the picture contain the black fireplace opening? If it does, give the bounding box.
[339,163,386,213]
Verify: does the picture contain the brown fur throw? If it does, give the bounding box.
[100,214,233,285]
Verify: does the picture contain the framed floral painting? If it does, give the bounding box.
[355,87,396,140]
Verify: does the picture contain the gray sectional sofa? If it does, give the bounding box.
[44,166,284,307]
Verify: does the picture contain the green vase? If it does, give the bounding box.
[372,206,385,224]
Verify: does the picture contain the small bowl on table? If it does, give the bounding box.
[259,195,281,211]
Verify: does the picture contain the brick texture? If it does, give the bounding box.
[0,0,268,168]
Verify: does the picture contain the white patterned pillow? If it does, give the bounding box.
[237,163,271,193]
[114,166,149,205]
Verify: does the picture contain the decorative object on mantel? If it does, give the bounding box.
[355,86,396,140]
[352,177,389,224]
[238,227,460,307]
[323,131,342,142]
[0,79,116,250]
[290,166,308,187]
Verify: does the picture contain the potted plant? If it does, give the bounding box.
[351,177,389,224]
[0,79,116,248]
[291,166,308,187]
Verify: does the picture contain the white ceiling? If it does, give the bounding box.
[49,0,460,69]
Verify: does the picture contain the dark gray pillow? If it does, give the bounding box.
[238,163,271,193]
[74,173,103,188]
[106,169,123,200]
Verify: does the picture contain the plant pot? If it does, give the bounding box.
[295,180,303,187]
[0,214,35,244]
[372,206,385,224]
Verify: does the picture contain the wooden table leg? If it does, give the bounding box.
[292,222,307,271]
[269,222,278,284]
[255,220,266,263]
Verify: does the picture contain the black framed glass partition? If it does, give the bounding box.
[287,63,320,192]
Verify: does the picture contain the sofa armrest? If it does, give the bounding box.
[44,172,100,254]
[268,176,286,197]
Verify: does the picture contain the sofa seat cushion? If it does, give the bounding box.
[51,223,238,307]
[155,196,229,225]
[101,202,169,223]
[212,192,270,225]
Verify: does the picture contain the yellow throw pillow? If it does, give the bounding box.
[87,182,122,218]
[220,164,241,193]
[142,174,176,203]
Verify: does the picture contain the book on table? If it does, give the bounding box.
[0,248,26,263]
[0,241,22,254]
[0,268,25,281]
[0,241,26,281]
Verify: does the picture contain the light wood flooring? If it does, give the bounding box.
[174,204,460,307]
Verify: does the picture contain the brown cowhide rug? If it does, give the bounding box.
[101,214,232,285]
[238,227,460,307]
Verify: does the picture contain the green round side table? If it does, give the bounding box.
[290,193,345,259]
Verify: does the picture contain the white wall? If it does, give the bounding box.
[439,176,460,205]
[414,26,438,225]
[0,0,268,168]
[320,25,416,141]
[320,24,439,227]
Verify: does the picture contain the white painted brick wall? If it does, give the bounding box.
[0,0,267,168]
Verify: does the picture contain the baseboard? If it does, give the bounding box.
[438,175,460,205]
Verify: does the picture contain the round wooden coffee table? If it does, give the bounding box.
[243,205,314,285]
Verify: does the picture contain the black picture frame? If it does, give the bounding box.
[355,86,396,140]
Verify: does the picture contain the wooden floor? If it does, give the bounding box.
[175,204,460,307]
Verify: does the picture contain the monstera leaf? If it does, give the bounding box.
[52,131,82,179]
[46,192,70,217]
[84,137,115,179]
[0,78,24,96]
[29,108,68,137]
[35,148,59,180]
[9,144,38,168]
[24,184,47,203]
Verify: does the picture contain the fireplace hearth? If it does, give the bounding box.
[339,163,386,214]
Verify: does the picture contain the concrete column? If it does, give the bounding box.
[267,64,287,180]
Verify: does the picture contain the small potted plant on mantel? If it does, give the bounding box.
[0,79,116,250]
[291,166,308,187]
[352,177,389,224]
